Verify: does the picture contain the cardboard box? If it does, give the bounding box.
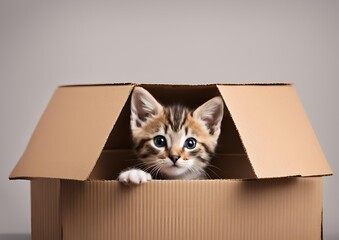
[10,83,332,240]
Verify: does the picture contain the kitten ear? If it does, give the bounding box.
[193,97,224,135]
[131,87,163,123]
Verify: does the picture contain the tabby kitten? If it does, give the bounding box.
[118,87,224,184]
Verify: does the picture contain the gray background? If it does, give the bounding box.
[0,0,338,239]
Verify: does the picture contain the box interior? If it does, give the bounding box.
[90,85,256,180]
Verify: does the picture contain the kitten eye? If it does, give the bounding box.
[184,137,197,150]
[153,135,167,148]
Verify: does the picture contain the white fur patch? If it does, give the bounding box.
[118,169,152,185]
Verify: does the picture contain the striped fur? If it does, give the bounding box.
[128,87,224,180]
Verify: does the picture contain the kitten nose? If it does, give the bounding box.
[169,155,180,164]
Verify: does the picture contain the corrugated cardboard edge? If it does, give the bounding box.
[28,177,324,240]
[31,179,61,240]
[59,82,291,88]
[60,177,323,240]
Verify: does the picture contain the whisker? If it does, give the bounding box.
[206,164,222,179]
[150,165,160,178]
[144,164,158,174]
[204,171,212,179]
[208,163,223,172]
[130,162,148,169]
[187,165,201,178]
[125,158,139,162]
[154,164,163,178]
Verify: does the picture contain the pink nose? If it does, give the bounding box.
[169,155,180,164]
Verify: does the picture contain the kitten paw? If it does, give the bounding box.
[118,169,152,185]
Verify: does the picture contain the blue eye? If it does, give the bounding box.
[153,135,167,148]
[184,137,197,149]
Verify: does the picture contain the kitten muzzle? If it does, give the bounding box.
[169,155,180,165]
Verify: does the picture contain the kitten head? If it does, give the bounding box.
[130,87,224,179]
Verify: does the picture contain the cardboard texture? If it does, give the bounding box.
[10,83,332,240]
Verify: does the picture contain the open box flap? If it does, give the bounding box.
[10,84,134,180]
[217,84,333,178]
[10,83,332,181]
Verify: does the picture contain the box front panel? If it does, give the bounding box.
[31,179,61,240]
[61,178,322,240]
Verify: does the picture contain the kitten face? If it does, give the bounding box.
[130,87,224,179]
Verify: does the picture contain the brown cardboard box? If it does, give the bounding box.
[10,83,332,240]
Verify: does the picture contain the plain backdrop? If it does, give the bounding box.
[0,0,338,239]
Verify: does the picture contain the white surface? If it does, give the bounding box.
[0,0,338,238]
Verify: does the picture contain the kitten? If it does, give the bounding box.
[118,87,224,184]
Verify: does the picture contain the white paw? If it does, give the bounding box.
[118,169,152,185]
